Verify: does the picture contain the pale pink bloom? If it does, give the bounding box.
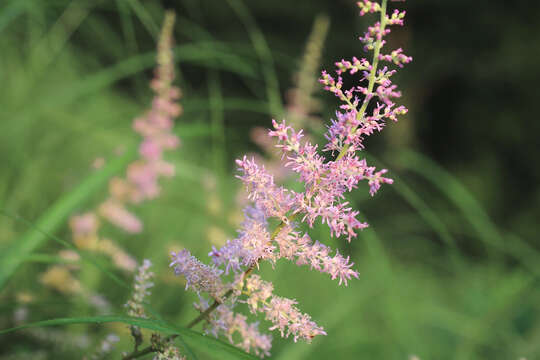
[127,162,160,202]
[154,161,175,177]
[92,157,105,169]
[274,224,359,285]
[69,212,99,238]
[139,139,163,161]
[209,206,275,273]
[99,200,142,233]
[108,177,132,201]
[243,275,326,343]
[235,156,294,221]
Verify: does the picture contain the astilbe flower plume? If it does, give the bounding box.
[242,275,326,342]
[66,10,181,273]
[166,1,411,357]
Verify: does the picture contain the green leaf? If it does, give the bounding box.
[0,315,258,360]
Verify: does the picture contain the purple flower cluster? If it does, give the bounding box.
[169,1,410,357]
[209,206,274,274]
[170,250,224,300]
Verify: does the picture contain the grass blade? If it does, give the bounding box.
[0,150,134,290]
[0,315,258,360]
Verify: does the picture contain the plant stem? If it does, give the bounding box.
[122,346,154,360]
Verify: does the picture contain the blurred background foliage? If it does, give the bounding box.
[0,0,539,359]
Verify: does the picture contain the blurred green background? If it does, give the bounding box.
[0,0,539,359]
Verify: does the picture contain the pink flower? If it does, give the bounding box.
[98,200,142,234]
[275,225,360,285]
[210,206,275,273]
[69,212,99,238]
[243,275,326,343]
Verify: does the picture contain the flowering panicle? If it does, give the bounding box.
[195,297,272,357]
[99,200,143,234]
[235,0,411,245]
[65,12,181,275]
[124,260,154,351]
[235,157,294,221]
[209,206,275,273]
[102,9,180,224]
[126,259,154,318]
[242,275,326,342]
[274,224,359,285]
[168,1,410,358]
[323,0,411,158]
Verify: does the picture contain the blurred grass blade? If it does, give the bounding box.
[0,315,258,360]
[208,70,226,175]
[397,149,504,246]
[226,0,283,117]
[0,0,31,33]
[397,150,540,277]
[184,97,269,114]
[13,44,258,127]
[0,150,134,290]
[122,0,159,37]
[29,0,93,74]
[365,153,463,268]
